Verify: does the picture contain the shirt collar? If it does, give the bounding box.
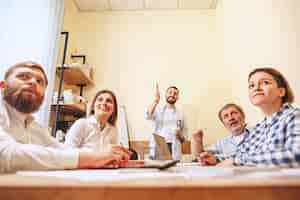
[230,128,248,139]
[87,115,111,133]
[264,103,291,126]
[4,100,34,127]
[163,104,177,111]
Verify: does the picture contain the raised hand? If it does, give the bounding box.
[193,129,204,142]
[154,83,160,104]
[176,132,185,143]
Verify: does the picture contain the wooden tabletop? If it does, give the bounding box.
[1,167,300,200]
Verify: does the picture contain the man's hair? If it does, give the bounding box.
[166,86,179,92]
[4,61,48,86]
[218,103,245,123]
[248,67,294,104]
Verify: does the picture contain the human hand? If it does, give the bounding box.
[193,129,204,142]
[154,83,160,104]
[78,145,132,169]
[78,151,122,169]
[98,145,132,168]
[109,145,132,161]
[176,132,185,143]
[198,151,217,166]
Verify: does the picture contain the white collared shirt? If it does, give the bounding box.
[0,94,79,173]
[64,116,118,153]
[146,105,186,160]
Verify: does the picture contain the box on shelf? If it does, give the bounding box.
[52,89,86,105]
[69,63,93,81]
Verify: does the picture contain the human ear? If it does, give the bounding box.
[0,81,6,88]
[279,87,286,98]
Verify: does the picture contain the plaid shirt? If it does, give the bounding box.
[234,103,300,167]
[207,129,249,161]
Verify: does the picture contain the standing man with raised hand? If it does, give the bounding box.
[146,83,186,160]
[0,61,130,173]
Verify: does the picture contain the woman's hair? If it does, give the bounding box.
[89,89,118,126]
[248,67,294,104]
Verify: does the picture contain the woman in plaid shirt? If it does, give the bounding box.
[220,67,300,167]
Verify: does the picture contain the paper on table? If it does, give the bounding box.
[281,168,300,176]
[17,169,184,182]
[173,166,235,179]
[17,169,119,181]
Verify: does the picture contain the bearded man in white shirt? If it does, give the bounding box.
[0,61,130,173]
[146,84,186,160]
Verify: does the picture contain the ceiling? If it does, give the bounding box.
[73,0,218,11]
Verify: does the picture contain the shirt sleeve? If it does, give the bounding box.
[0,126,79,173]
[234,110,300,167]
[64,118,87,148]
[145,107,158,121]
[206,140,227,161]
[180,112,188,139]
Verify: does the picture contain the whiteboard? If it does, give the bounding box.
[116,105,129,147]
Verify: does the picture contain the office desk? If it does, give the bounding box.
[1,167,300,200]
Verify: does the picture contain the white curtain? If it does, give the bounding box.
[0,0,64,127]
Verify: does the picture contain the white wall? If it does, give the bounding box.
[218,0,300,126]
[0,0,64,127]
[60,0,231,144]
[60,0,300,144]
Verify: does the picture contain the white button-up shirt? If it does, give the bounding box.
[64,116,118,152]
[146,105,186,160]
[0,94,78,173]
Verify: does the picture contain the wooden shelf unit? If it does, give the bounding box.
[56,65,93,86]
[51,103,86,118]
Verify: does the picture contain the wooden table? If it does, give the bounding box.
[1,167,300,200]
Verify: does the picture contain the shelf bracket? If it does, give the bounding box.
[76,84,86,97]
[71,54,86,64]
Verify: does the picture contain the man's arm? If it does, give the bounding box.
[176,114,187,143]
[0,130,78,173]
[192,129,205,157]
[198,140,223,166]
[78,145,131,169]
[205,139,228,161]
[0,128,131,173]
[192,130,229,165]
[145,83,160,120]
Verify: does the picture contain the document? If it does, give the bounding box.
[17,168,184,182]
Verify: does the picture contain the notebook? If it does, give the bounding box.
[119,159,179,170]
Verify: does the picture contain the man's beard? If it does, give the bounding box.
[166,97,176,105]
[3,86,44,114]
